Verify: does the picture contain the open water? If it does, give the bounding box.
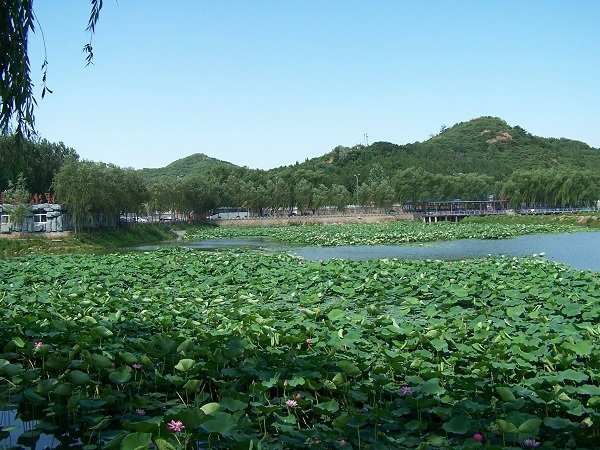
[131,231,600,272]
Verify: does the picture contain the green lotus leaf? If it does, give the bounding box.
[37,378,58,394]
[332,373,346,386]
[54,383,73,397]
[24,388,45,403]
[109,371,132,384]
[568,340,594,356]
[120,432,153,450]
[338,360,361,376]
[89,325,112,339]
[118,351,139,365]
[174,358,195,372]
[496,386,516,402]
[200,412,239,436]
[420,380,446,396]
[89,353,113,369]
[176,339,193,353]
[315,399,339,413]
[20,429,41,438]
[577,384,600,396]
[200,402,221,415]
[555,369,588,383]
[286,376,305,387]
[496,419,518,434]
[328,309,345,320]
[220,397,247,412]
[88,416,111,430]
[154,438,177,450]
[0,363,23,376]
[544,416,577,429]
[332,413,350,429]
[103,431,128,449]
[51,320,67,331]
[517,418,542,434]
[183,379,202,393]
[442,416,470,434]
[68,370,90,386]
[7,337,25,350]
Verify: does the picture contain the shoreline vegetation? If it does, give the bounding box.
[0,213,599,257]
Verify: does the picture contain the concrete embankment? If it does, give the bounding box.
[213,213,414,227]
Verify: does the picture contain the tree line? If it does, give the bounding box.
[2,134,599,231]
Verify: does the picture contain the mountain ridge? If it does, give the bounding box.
[138,116,600,183]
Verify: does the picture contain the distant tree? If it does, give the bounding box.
[329,184,350,212]
[53,159,148,231]
[2,173,31,231]
[295,179,313,213]
[245,182,269,216]
[266,177,291,214]
[0,135,78,193]
[182,175,220,218]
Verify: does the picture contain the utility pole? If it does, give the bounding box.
[354,173,360,207]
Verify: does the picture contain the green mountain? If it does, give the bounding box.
[138,117,600,192]
[138,153,237,183]
[293,116,599,180]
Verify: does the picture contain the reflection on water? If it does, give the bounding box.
[124,231,600,272]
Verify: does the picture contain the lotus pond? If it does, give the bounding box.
[1,246,600,449]
[182,221,581,246]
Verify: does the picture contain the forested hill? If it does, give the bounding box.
[287,116,600,181]
[138,153,237,183]
[139,117,600,185]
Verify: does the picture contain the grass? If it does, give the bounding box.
[0,224,176,257]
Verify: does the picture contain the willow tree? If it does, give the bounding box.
[53,159,148,231]
[1,0,103,136]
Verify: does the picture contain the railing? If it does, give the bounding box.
[422,209,512,216]
[519,207,599,214]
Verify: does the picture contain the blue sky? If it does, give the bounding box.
[27,1,600,170]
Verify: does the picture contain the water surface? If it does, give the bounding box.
[128,231,600,272]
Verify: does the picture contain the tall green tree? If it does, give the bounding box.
[0,135,78,193]
[53,159,148,231]
[2,173,30,231]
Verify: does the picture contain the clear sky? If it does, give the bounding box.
[27,1,600,170]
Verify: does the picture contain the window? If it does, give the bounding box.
[1,214,9,224]
[33,213,47,223]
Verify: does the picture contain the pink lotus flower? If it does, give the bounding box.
[340,439,346,447]
[33,341,43,350]
[285,399,298,408]
[306,338,312,344]
[473,433,483,442]
[523,438,541,447]
[132,364,142,369]
[401,386,412,395]
[167,420,185,433]
[135,409,146,415]
[296,393,302,399]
